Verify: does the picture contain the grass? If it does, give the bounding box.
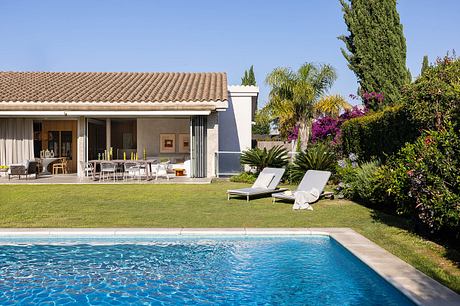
[0,181,459,293]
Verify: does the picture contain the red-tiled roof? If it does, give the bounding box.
[0,72,227,103]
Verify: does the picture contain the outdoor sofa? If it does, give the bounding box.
[8,160,39,180]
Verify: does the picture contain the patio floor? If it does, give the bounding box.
[0,174,212,184]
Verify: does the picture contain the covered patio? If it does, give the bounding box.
[0,72,229,180]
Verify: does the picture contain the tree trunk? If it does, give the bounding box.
[298,120,310,151]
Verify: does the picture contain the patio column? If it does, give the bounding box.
[206,112,218,177]
[106,118,111,153]
[76,116,86,177]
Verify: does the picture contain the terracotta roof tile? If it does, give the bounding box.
[0,71,228,103]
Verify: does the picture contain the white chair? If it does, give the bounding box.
[100,162,117,182]
[123,162,139,181]
[80,161,94,177]
[151,162,170,180]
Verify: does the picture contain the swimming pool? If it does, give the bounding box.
[0,236,415,305]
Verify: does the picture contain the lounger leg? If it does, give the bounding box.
[227,194,230,201]
[247,195,249,202]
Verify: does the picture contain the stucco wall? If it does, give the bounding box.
[137,118,190,161]
[206,112,218,177]
[219,86,258,153]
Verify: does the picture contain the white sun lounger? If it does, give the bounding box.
[227,167,287,202]
[272,170,333,203]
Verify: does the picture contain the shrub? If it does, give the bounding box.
[240,145,289,173]
[385,124,460,239]
[337,160,380,201]
[289,143,336,183]
[341,105,419,161]
[403,54,460,131]
[230,172,257,184]
[311,106,366,144]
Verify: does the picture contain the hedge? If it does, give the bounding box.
[341,105,419,161]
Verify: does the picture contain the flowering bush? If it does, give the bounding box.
[287,125,299,142]
[385,124,460,239]
[311,106,366,143]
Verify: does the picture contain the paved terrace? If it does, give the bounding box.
[0,174,212,184]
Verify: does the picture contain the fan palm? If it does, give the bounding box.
[240,146,289,173]
[265,63,337,150]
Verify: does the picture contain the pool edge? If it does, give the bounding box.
[0,227,458,306]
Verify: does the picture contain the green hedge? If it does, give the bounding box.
[341,105,419,161]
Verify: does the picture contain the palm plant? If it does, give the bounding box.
[290,143,336,182]
[315,94,352,118]
[240,145,289,173]
[265,62,337,150]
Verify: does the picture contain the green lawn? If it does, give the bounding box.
[0,181,459,293]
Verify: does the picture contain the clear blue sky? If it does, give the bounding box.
[0,0,459,106]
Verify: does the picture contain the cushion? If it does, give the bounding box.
[252,173,275,189]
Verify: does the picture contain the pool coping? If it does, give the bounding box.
[0,228,458,306]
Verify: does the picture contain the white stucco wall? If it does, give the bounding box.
[219,86,259,152]
[137,118,190,160]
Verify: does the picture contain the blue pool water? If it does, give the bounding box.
[0,236,414,305]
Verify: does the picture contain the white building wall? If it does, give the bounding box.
[219,85,258,152]
[217,86,258,175]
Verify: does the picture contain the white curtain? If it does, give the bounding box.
[0,119,34,166]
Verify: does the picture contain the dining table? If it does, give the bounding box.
[39,157,60,175]
[89,159,158,181]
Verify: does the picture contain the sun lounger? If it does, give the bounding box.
[272,170,333,204]
[227,167,287,201]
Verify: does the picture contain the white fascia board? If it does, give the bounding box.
[0,110,211,117]
[228,85,259,97]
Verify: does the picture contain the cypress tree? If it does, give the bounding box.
[339,0,410,107]
[421,55,429,75]
[241,65,256,85]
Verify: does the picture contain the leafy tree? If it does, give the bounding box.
[403,54,460,131]
[339,0,411,106]
[241,65,256,86]
[315,94,352,117]
[252,106,271,135]
[420,55,429,75]
[265,62,337,150]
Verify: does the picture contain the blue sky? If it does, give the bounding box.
[0,0,459,106]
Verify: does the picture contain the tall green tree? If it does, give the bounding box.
[420,55,429,75]
[265,62,337,150]
[241,65,256,85]
[252,106,271,135]
[339,0,411,106]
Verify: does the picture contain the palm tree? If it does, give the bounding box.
[265,62,337,150]
[315,94,352,118]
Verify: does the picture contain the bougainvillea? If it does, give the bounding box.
[287,125,299,142]
[311,106,366,143]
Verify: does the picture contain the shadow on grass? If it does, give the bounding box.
[370,208,460,270]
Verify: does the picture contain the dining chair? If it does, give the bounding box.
[100,162,117,181]
[123,162,139,181]
[80,161,94,177]
[52,158,67,175]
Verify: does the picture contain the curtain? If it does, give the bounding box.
[0,119,34,166]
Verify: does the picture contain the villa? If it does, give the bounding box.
[0,71,258,178]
